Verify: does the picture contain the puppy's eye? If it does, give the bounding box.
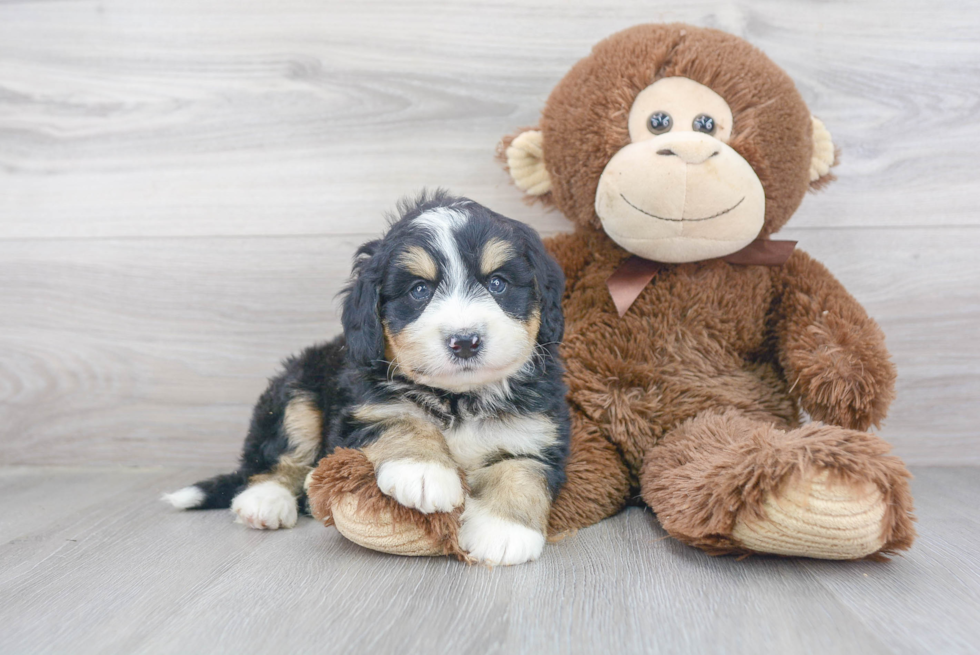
[409,281,430,301]
[487,276,507,295]
[692,114,716,135]
[648,111,672,134]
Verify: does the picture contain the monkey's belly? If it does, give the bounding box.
[564,352,799,474]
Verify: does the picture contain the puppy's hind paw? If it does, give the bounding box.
[231,481,298,530]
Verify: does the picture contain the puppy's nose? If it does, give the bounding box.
[447,333,481,360]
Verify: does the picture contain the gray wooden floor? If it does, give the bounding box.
[0,466,976,655]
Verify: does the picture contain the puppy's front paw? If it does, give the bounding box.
[231,481,298,530]
[459,502,545,566]
[375,460,464,514]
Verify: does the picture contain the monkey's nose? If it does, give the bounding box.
[448,333,481,360]
[655,137,719,165]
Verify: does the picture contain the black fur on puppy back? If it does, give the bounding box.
[341,240,385,370]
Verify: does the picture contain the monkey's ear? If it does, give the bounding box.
[502,129,553,197]
[809,116,838,190]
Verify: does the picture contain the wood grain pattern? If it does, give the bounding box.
[799,467,980,655]
[0,467,193,587]
[1,0,978,239]
[0,466,976,654]
[1,0,979,465]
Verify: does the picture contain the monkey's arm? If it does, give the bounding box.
[334,405,464,515]
[772,250,896,431]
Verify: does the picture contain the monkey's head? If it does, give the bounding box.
[503,24,836,263]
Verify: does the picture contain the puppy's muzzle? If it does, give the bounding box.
[447,333,482,360]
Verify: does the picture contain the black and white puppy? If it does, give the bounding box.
[164,191,570,565]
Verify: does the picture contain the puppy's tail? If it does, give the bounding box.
[162,471,248,510]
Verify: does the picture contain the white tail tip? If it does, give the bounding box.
[162,486,206,510]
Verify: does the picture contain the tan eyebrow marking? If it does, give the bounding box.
[480,238,514,276]
[397,246,438,280]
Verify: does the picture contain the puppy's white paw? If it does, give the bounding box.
[231,481,298,530]
[375,460,464,514]
[459,501,545,566]
[162,486,205,510]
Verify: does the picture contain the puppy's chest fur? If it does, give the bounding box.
[443,413,557,473]
[397,382,558,474]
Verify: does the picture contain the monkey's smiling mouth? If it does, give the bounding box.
[620,194,745,222]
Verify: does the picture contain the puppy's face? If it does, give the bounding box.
[385,206,544,392]
[343,197,564,394]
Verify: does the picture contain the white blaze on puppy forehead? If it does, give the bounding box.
[413,206,468,290]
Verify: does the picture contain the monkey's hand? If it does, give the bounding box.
[306,448,469,560]
[774,251,896,431]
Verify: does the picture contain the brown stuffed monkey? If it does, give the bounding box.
[308,23,916,561]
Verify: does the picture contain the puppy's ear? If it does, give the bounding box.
[514,223,565,345]
[341,240,385,368]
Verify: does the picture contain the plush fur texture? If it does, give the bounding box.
[541,227,911,548]
[639,410,915,557]
[530,25,915,556]
[307,448,470,560]
[529,24,818,234]
[319,23,916,561]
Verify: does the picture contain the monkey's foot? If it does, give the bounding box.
[306,448,468,560]
[732,469,888,559]
[642,411,916,560]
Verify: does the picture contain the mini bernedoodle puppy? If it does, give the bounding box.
[164,191,570,565]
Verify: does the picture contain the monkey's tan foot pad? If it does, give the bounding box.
[306,447,469,561]
[331,493,443,556]
[732,469,888,560]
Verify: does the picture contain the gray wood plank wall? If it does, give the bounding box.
[1,0,978,466]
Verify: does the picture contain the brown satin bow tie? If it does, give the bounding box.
[606,239,797,317]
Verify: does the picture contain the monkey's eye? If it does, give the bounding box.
[409,281,431,301]
[487,276,507,295]
[692,114,716,135]
[647,111,672,134]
